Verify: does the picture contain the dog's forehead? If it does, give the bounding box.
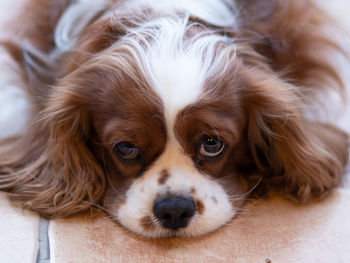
[91,14,239,153]
[134,22,236,133]
[149,54,204,132]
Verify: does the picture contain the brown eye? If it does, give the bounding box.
[199,135,225,157]
[113,141,141,160]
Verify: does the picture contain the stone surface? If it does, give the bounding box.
[49,190,350,263]
[0,193,39,263]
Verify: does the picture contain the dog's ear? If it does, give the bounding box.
[243,70,349,202]
[0,83,105,217]
[239,0,346,92]
[0,5,126,217]
[63,16,127,73]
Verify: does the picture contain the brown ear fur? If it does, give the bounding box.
[243,70,349,202]
[0,84,105,218]
[9,0,73,52]
[63,16,127,73]
[0,3,125,217]
[0,0,73,111]
[238,0,347,92]
[236,0,349,201]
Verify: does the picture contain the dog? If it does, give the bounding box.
[0,0,349,238]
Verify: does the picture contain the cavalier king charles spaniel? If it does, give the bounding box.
[0,0,349,238]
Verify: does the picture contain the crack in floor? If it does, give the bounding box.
[36,218,50,263]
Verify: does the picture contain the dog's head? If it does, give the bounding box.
[0,0,348,238]
[53,13,251,237]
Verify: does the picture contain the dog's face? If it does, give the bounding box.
[100,95,248,237]
[67,18,250,237]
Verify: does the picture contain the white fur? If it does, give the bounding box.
[54,0,110,52]
[54,0,238,52]
[118,16,236,131]
[0,48,31,139]
[119,0,238,27]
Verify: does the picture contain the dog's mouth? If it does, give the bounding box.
[162,228,195,238]
[146,218,201,238]
[138,211,229,238]
[106,172,247,238]
[119,202,235,238]
[115,209,235,238]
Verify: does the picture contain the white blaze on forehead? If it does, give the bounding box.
[149,49,205,127]
[131,17,235,130]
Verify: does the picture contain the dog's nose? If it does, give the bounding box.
[153,197,196,230]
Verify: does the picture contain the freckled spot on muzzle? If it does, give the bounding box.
[158,169,170,185]
[195,199,205,215]
[190,187,196,195]
[140,216,156,231]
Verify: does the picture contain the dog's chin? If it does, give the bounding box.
[114,214,238,239]
[105,206,238,238]
[133,225,226,239]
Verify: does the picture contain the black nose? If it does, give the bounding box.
[153,197,196,230]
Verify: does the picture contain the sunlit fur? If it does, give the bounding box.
[0,0,349,238]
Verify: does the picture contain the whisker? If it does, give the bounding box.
[101,153,125,199]
[86,201,116,215]
[229,176,263,201]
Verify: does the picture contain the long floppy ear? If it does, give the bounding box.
[0,85,105,218]
[239,0,347,93]
[243,70,349,202]
[0,3,126,217]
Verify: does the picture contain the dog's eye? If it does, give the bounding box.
[199,135,225,157]
[113,141,141,160]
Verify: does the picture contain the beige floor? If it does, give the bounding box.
[0,194,39,263]
[0,1,350,263]
[49,190,350,263]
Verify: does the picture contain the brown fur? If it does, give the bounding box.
[195,200,205,215]
[0,0,348,220]
[11,0,72,52]
[238,0,347,94]
[140,216,156,231]
[158,170,170,185]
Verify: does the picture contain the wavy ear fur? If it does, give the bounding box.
[236,0,349,201]
[0,85,105,217]
[0,1,127,217]
[239,0,347,93]
[243,70,349,202]
[0,0,110,217]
